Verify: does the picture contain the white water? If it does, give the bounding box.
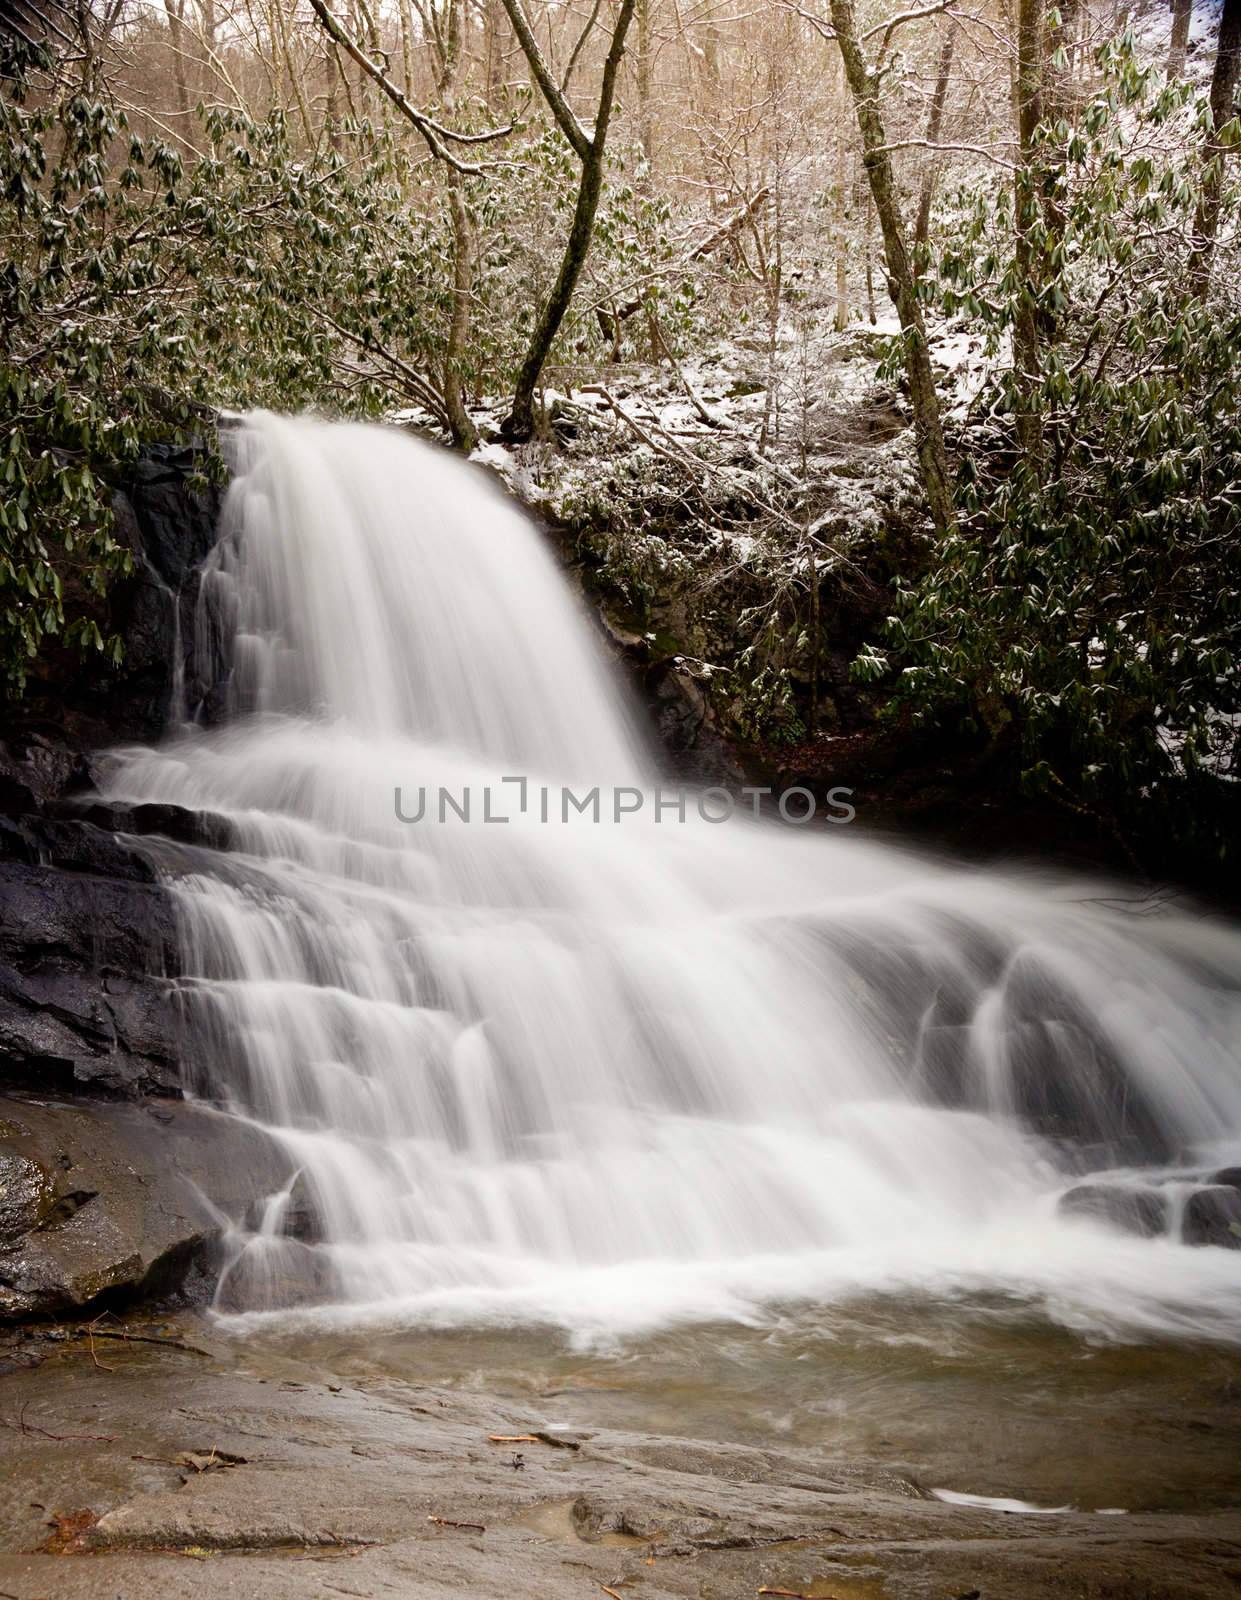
[104,413,1241,1346]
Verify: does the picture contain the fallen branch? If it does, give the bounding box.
[82,1328,212,1358]
[579,385,705,474]
[690,186,771,260]
[86,1327,115,1373]
[428,1514,485,1533]
[0,1403,114,1443]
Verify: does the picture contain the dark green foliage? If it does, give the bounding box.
[857,36,1241,866]
[0,37,457,691]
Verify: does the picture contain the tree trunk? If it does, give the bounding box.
[914,23,954,252]
[636,0,654,168]
[503,141,611,438]
[164,0,190,120]
[828,0,954,537]
[272,0,314,146]
[1189,0,1241,296]
[325,41,343,150]
[500,0,639,440]
[833,127,849,331]
[400,0,416,95]
[443,182,479,449]
[1012,0,1045,470]
[1167,0,1193,79]
[198,0,217,102]
[438,0,478,450]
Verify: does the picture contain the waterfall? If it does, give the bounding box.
[105,412,1241,1344]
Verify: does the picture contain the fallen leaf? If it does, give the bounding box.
[42,1508,99,1554]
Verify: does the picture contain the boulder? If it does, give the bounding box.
[1058,1183,1168,1238]
[1182,1185,1241,1249]
[0,1097,292,1319]
[1210,1166,1241,1190]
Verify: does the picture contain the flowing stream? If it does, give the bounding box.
[104,412,1241,1345]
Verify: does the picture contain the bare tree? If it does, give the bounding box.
[1189,0,1241,296]
[1012,0,1045,468]
[914,21,955,251]
[825,0,955,536]
[310,0,514,446]
[1167,0,1192,79]
[497,0,638,440]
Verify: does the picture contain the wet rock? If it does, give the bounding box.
[1001,1013,1171,1163]
[0,846,188,1097]
[0,1149,54,1244]
[0,814,158,882]
[241,1170,325,1245]
[125,443,222,591]
[212,1235,338,1314]
[1058,1184,1168,1237]
[90,443,224,741]
[55,799,237,852]
[642,662,745,785]
[1210,1166,1241,1190]
[0,735,93,815]
[1182,1186,1241,1249]
[0,1097,293,1319]
[7,441,225,754]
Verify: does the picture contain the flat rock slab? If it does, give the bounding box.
[0,1329,1239,1600]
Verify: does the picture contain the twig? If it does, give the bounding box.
[561,0,605,92]
[0,1403,114,1443]
[86,1327,115,1373]
[873,137,1016,171]
[580,385,706,473]
[80,1329,212,1358]
[428,1514,485,1533]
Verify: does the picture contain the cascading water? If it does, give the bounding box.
[104,412,1241,1344]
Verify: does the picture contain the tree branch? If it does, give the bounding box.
[562,0,605,92]
[308,0,512,174]
[865,0,955,51]
[496,0,593,159]
[875,136,1015,169]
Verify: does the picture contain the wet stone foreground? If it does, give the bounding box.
[1,1319,1240,1600]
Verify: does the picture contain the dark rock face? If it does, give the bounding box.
[0,818,189,1097]
[642,661,744,785]
[0,440,225,1107]
[1058,1184,1169,1238]
[55,799,238,853]
[1183,1186,1241,1249]
[0,1097,292,1319]
[98,443,225,743]
[0,439,241,1321]
[12,441,225,753]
